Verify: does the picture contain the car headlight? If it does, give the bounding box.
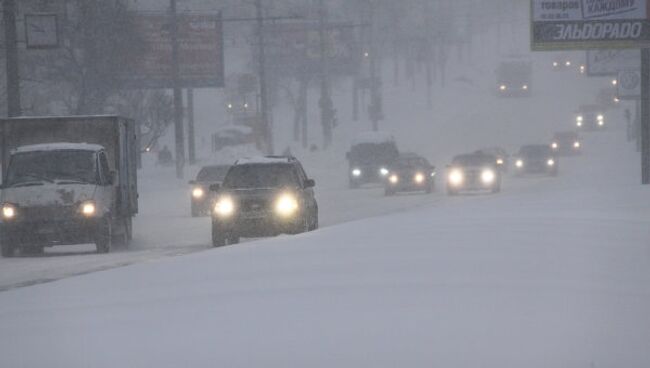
[522,84,528,90]
[214,196,235,217]
[275,194,299,217]
[551,142,558,149]
[379,167,389,176]
[565,61,571,66]
[448,169,464,186]
[481,169,496,184]
[516,159,524,168]
[597,114,604,121]
[496,158,504,165]
[351,168,362,177]
[547,159,555,166]
[80,201,96,217]
[574,141,581,148]
[499,85,507,91]
[2,204,16,220]
[598,120,604,126]
[389,174,399,184]
[192,187,205,199]
[553,62,558,67]
[414,173,425,184]
[577,116,583,122]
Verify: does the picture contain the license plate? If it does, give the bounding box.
[241,212,265,220]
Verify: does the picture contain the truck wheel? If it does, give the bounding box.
[95,219,112,254]
[212,225,226,247]
[1,237,15,258]
[309,208,319,231]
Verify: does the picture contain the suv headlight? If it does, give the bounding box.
[275,194,299,217]
[448,169,464,186]
[192,187,205,199]
[80,201,96,217]
[2,203,16,220]
[481,169,496,184]
[214,196,235,217]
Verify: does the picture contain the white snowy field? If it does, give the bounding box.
[0,129,648,368]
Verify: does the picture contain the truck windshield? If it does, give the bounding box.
[223,164,297,189]
[5,150,97,186]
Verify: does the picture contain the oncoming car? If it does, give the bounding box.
[384,153,436,196]
[446,153,501,195]
[575,104,606,130]
[551,131,582,156]
[210,156,318,246]
[514,145,558,176]
[189,165,230,217]
[346,132,399,188]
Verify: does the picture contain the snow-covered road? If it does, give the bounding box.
[0,128,648,368]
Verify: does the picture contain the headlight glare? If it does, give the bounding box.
[448,169,464,186]
[2,204,16,219]
[516,160,524,168]
[547,159,555,166]
[389,174,399,184]
[351,168,362,177]
[574,141,581,148]
[81,201,96,216]
[275,194,299,217]
[192,187,205,199]
[414,173,425,184]
[481,169,496,184]
[551,142,558,149]
[214,196,235,217]
[379,167,389,176]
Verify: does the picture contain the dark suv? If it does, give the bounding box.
[210,156,318,246]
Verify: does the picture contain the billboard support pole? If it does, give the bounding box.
[187,88,196,165]
[3,0,21,117]
[642,48,650,184]
[170,0,185,178]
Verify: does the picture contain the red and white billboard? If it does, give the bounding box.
[121,13,224,89]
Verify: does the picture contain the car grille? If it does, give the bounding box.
[239,198,271,213]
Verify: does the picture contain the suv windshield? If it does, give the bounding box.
[223,164,298,189]
[349,143,399,165]
[5,150,97,186]
[196,166,230,182]
[520,146,552,157]
[452,155,495,167]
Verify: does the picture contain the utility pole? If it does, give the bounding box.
[367,0,382,131]
[318,0,334,149]
[170,0,185,178]
[4,0,21,117]
[255,0,273,154]
[641,48,650,184]
[187,88,196,165]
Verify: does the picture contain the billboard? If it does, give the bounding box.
[120,13,224,89]
[263,22,361,78]
[531,0,650,50]
[586,49,641,75]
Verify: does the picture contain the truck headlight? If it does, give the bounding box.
[351,168,362,177]
[448,169,464,186]
[481,169,496,184]
[2,204,16,220]
[192,187,205,199]
[214,196,235,217]
[275,194,299,217]
[516,160,524,168]
[80,201,96,217]
[389,174,399,184]
[414,173,425,184]
[379,167,389,176]
[547,159,555,167]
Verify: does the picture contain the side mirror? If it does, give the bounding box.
[304,179,315,188]
[209,183,221,192]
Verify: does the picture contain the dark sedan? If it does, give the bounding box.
[385,153,436,196]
